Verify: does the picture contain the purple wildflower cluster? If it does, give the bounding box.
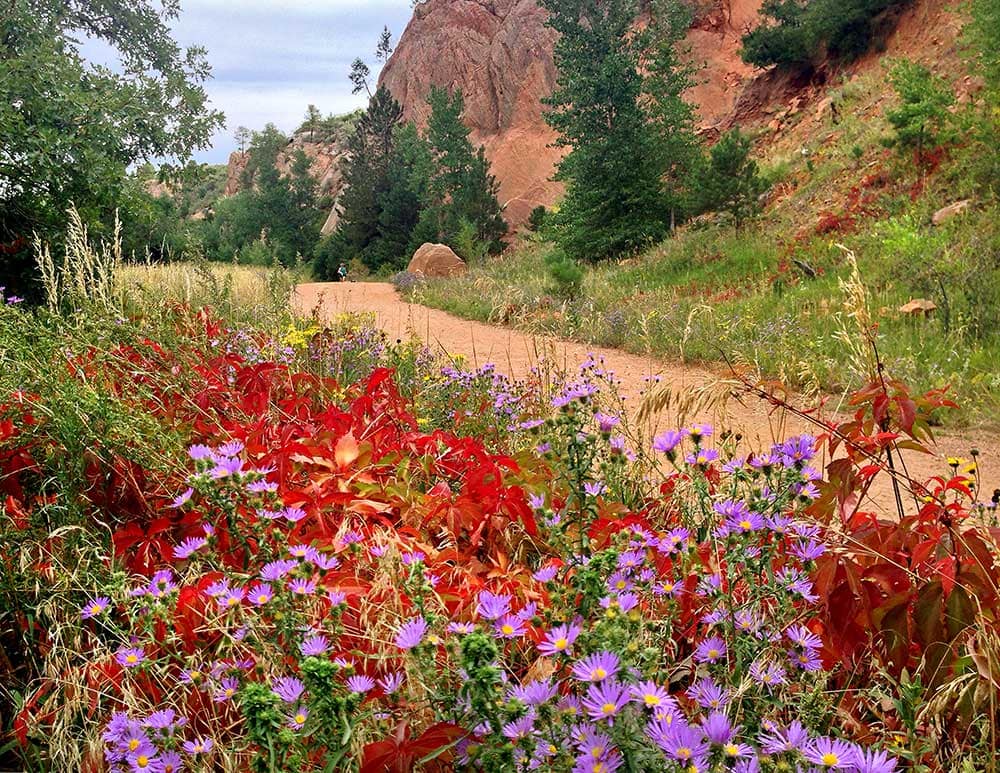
[102,709,206,772]
[390,427,899,772]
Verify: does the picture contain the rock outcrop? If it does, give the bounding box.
[407,243,468,278]
[379,0,765,228]
[224,123,355,235]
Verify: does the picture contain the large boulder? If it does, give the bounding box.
[407,243,468,278]
[932,200,972,226]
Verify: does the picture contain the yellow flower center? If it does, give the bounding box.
[295,713,306,724]
[822,753,839,766]
[601,703,616,715]
[593,667,606,679]
[136,756,149,768]
[125,654,138,664]
[256,594,269,603]
[554,637,568,650]
[501,624,514,635]
[591,746,605,758]
[708,648,720,659]
[739,519,752,530]
[89,604,102,615]
[128,739,140,751]
[644,694,661,706]
[724,743,739,756]
[615,580,627,589]
[677,746,692,760]
[225,688,235,697]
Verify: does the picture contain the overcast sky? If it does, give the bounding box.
[122,0,416,164]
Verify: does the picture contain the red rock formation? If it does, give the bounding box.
[379,0,766,228]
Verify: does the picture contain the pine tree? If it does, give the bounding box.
[695,130,766,228]
[420,87,507,256]
[540,0,697,262]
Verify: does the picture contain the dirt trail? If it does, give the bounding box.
[294,281,996,515]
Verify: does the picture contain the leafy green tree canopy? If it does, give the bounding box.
[0,0,224,296]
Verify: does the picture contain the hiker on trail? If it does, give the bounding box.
[337,262,348,282]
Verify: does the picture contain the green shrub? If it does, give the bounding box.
[544,250,584,299]
[884,60,956,160]
[694,129,768,227]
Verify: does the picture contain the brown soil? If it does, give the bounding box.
[295,281,997,516]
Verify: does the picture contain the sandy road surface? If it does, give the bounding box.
[294,281,997,515]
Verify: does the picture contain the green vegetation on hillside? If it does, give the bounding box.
[407,59,1000,422]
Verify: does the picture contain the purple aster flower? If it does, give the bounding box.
[378,671,405,695]
[686,448,720,467]
[172,536,207,560]
[81,596,111,620]
[126,747,160,771]
[300,634,330,656]
[248,583,273,606]
[658,527,690,556]
[654,578,683,598]
[246,480,278,494]
[288,544,319,563]
[210,456,244,479]
[804,737,856,769]
[314,554,340,571]
[714,500,765,535]
[792,539,826,561]
[653,429,687,457]
[688,423,713,442]
[786,624,824,651]
[187,444,214,461]
[701,712,735,745]
[347,675,376,694]
[213,677,239,702]
[607,571,634,594]
[502,714,536,741]
[341,530,364,545]
[510,678,558,706]
[257,509,283,520]
[583,480,606,498]
[144,709,186,736]
[447,621,475,634]
[182,736,213,755]
[327,589,347,606]
[594,412,620,433]
[533,565,559,582]
[204,579,230,598]
[581,679,630,721]
[780,435,816,467]
[395,617,428,650]
[572,651,620,683]
[749,659,787,688]
[494,614,526,639]
[287,577,317,596]
[159,751,183,773]
[687,677,729,710]
[694,637,728,664]
[401,550,425,565]
[575,726,613,760]
[850,747,899,773]
[271,676,305,703]
[476,590,512,621]
[149,569,177,598]
[528,493,546,511]
[369,544,388,558]
[286,705,309,730]
[282,506,307,523]
[630,680,673,711]
[790,648,824,671]
[218,587,245,610]
[217,440,244,457]
[650,722,709,765]
[759,720,810,754]
[600,592,639,614]
[6,296,23,304]
[260,558,298,581]
[170,488,194,509]
[537,622,582,657]
[115,647,145,668]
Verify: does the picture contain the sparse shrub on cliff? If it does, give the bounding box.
[884,60,956,162]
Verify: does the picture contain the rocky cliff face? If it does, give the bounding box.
[224,124,354,235]
[379,0,766,228]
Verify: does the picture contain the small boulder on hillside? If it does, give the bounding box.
[407,243,467,278]
[899,298,937,317]
[932,200,972,226]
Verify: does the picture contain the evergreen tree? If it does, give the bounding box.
[540,0,697,262]
[418,87,507,257]
[695,130,767,228]
[885,60,955,162]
